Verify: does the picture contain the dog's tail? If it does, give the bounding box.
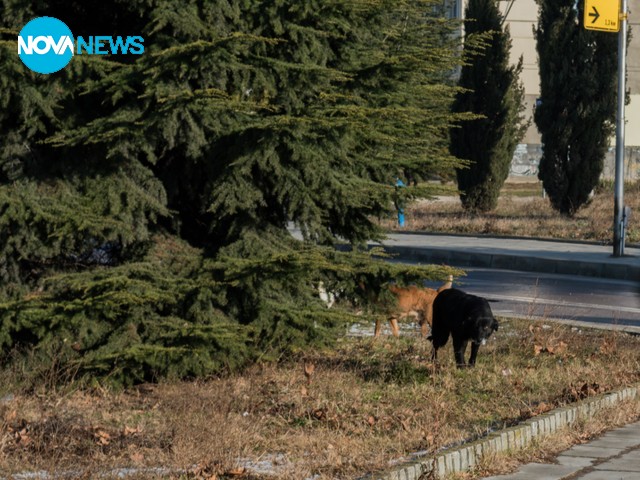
[437,275,453,293]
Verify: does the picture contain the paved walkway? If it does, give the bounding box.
[482,421,640,480]
[378,232,640,281]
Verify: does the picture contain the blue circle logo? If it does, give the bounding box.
[18,17,74,74]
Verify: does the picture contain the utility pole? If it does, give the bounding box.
[613,0,628,257]
[583,0,627,255]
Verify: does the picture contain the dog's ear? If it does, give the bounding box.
[492,319,499,331]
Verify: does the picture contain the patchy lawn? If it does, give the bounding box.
[2,319,640,479]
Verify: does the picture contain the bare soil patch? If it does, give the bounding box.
[2,319,640,479]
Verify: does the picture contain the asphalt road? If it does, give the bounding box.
[423,268,640,332]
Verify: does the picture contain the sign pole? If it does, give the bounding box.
[613,0,628,257]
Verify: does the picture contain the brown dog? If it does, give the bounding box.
[375,275,453,337]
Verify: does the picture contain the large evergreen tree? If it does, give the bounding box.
[534,0,618,216]
[450,0,528,212]
[0,0,464,384]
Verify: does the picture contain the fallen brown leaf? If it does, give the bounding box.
[226,467,246,476]
[581,382,600,397]
[124,425,142,436]
[4,409,17,423]
[399,418,410,432]
[16,428,31,446]
[599,338,616,355]
[535,402,550,414]
[129,451,144,463]
[312,408,326,420]
[93,428,111,445]
[554,341,568,355]
[303,362,315,385]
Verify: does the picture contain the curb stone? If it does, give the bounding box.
[381,245,640,282]
[358,386,639,480]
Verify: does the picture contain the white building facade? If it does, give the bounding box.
[445,0,640,179]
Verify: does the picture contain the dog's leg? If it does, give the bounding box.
[419,311,428,337]
[468,342,481,366]
[389,317,400,337]
[452,337,468,368]
[420,321,427,338]
[428,334,437,363]
[374,318,382,337]
[423,304,433,337]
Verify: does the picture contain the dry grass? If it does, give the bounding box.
[2,319,640,479]
[384,180,640,245]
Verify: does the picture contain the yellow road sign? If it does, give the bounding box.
[584,0,621,32]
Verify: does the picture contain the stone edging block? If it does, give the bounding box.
[380,245,640,282]
[360,386,638,480]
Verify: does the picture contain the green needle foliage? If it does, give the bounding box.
[1,0,464,385]
[450,0,528,213]
[534,0,618,216]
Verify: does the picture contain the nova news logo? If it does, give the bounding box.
[18,16,144,74]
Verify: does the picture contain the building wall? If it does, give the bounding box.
[627,0,640,173]
[498,0,640,146]
[446,0,640,179]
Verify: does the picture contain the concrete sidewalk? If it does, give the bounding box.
[483,420,640,480]
[377,232,640,281]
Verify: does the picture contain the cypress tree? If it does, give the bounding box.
[534,0,618,216]
[1,0,465,384]
[450,0,528,213]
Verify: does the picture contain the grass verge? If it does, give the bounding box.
[384,180,640,245]
[2,318,640,479]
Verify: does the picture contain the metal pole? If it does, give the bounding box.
[613,0,628,257]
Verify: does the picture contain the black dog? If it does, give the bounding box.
[429,288,498,367]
